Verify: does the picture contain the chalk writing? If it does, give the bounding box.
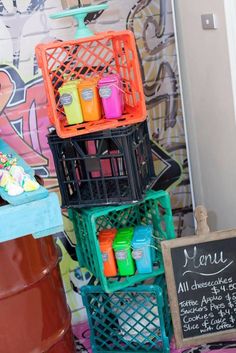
[179,276,236,337]
[183,247,233,276]
[171,237,236,339]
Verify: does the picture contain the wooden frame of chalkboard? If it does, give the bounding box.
[161,229,236,348]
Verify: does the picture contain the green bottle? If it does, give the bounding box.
[113,227,135,276]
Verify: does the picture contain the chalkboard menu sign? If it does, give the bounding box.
[161,230,236,348]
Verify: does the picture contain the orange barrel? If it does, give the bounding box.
[0,234,76,353]
[77,77,101,121]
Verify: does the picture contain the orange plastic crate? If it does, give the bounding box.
[36,31,147,138]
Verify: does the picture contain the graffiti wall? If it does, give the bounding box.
[0,0,194,330]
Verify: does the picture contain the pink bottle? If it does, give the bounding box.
[98,74,124,119]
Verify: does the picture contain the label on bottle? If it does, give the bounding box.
[102,252,108,262]
[132,249,143,260]
[115,250,127,260]
[99,86,112,99]
[81,88,94,101]
[60,93,73,106]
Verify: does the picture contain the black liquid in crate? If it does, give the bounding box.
[48,121,155,208]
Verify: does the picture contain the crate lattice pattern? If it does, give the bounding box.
[49,122,154,207]
[46,37,138,119]
[81,276,172,353]
[71,190,175,292]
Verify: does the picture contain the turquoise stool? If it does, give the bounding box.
[50,4,108,39]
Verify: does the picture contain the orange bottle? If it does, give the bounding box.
[77,77,101,121]
[98,228,117,241]
[98,229,117,277]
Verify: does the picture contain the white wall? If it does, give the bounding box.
[173,0,236,231]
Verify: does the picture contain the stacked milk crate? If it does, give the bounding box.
[36,26,175,353]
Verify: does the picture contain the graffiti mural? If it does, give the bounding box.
[0,65,56,187]
[0,0,92,329]
[126,0,193,235]
[0,0,193,348]
[0,35,89,328]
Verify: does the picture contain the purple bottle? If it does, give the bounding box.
[98,74,124,119]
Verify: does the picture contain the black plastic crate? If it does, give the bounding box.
[48,121,155,208]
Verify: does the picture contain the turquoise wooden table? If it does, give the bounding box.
[0,139,49,206]
[0,139,63,242]
[0,192,63,242]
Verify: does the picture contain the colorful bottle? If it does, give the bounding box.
[113,227,135,276]
[78,77,101,121]
[98,74,124,119]
[98,228,117,241]
[131,225,153,274]
[59,80,83,125]
[99,229,117,277]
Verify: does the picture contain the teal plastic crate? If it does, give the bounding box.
[69,190,175,292]
[81,275,172,353]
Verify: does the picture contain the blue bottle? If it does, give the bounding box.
[131,225,153,274]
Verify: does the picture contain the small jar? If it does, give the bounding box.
[131,225,153,274]
[113,227,135,276]
[98,74,124,119]
[59,80,83,125]
[77,77,101,121]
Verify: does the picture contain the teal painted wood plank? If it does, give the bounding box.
[33,226,64,239]
[0,185,49,206]
[0,192,63,243]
